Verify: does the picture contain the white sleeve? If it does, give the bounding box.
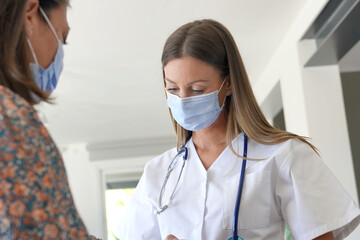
[114,167,161,240]
[275,140,360,240]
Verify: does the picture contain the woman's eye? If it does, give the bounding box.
[167,88,178,92]
[192,89,205,94]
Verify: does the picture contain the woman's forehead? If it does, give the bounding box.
[164,57,221,83]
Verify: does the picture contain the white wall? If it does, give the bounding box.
[302,65,355,200]
[61,144,105,238]
[254,0,360,239]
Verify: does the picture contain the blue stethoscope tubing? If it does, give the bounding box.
[229,133,248,240]
[172,146,188,168]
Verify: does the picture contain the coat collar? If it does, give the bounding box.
[186,132,252,177]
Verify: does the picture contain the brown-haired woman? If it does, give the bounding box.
[116,19,360,240]
[0,0,98,239]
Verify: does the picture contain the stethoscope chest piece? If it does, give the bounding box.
[228,237,245,240]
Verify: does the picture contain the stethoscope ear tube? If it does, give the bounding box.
[156,145,189,215]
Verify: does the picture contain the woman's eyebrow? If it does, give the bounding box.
[165,78,176,84]
[187,79,209,86]
[165,78,209,86]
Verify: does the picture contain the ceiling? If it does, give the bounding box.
[38,0,309,146]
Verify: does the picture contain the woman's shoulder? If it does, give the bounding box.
[247,136,319,165]
[0,85,32,106]
[0,85,35,122]
[0,85,45,154]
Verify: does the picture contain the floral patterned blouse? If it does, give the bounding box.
[0,86,98,240]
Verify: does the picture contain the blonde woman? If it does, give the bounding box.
[116,19,360,240]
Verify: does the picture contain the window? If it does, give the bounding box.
[105,179,139,240]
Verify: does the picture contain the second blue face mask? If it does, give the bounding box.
[166,79,227,131]
[27,7,64,93]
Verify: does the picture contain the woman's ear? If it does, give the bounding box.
[24,0,40,37]
[226,76,232,96]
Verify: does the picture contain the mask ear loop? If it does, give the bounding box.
[38,7,60,41]
[218,77,229,109]
[26,38,39,65]
[218,77,227,92]
[26,7,61,65]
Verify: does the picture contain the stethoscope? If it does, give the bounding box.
[154,134,248,240]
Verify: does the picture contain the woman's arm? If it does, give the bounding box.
[166,235,179,240]
[314,232,334,240]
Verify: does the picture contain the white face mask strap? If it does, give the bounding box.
[218,77,227,92]
[26,7,60,65]
[219,77,228,109]
[26,38,39,65]
[39,7,60,41]
[220,93,227,109]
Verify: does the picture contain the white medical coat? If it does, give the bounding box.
[115,133,360,240]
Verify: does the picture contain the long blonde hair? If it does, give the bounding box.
[161,19,317,156]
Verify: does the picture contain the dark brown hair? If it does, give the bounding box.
[0,0,69,105]
[161,19,317,156]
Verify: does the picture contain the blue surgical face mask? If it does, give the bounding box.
[166,79,227,131]
[27,7,64,93]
